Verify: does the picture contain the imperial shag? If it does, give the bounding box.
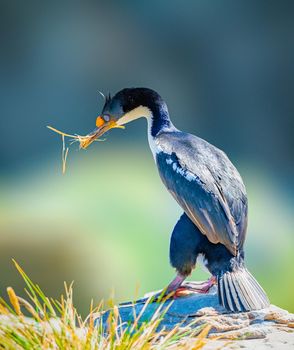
[86,87,269,312]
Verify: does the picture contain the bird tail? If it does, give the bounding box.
[217,267,270,312]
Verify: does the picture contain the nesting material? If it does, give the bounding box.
[47,125,104,174]
[47,125,102,148]
[47,123,125,173]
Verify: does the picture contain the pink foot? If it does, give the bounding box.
[183,276,217,294]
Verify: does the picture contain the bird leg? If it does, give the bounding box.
[166,274,186,294]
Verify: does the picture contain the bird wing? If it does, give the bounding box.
[156,132,248,256]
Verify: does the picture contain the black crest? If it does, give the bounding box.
[100,92,112,110]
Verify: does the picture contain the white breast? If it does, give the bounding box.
[196,253,209,273]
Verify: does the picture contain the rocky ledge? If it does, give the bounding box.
[96,282,294,349]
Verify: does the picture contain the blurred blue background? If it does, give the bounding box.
[0,1,293,315]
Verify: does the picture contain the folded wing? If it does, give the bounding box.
[156,132,248,256]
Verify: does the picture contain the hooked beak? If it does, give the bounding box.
[79,116,123,149]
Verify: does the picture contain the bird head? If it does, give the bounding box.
[81,88,167,148]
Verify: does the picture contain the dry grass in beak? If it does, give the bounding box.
[62,135,69,175]
[47,125,104,174]
[47,124,124,174]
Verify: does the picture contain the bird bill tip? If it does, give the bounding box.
[80,120,125,149]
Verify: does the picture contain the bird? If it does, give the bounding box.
[85,87,270,312]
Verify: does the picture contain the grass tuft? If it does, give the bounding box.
[0,261,212,349]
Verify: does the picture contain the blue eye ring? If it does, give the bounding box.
[103,114,110,122]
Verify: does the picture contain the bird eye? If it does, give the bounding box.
[104,114,110,122]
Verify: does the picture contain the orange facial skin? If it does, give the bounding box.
[96,116,105,128]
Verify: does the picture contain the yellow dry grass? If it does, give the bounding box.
[0,261,217,349]
[47,124,124,174]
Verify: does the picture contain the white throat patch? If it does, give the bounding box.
[116,106,152,126]
[116,105,162,161]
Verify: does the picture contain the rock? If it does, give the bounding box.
[95,282,294,349]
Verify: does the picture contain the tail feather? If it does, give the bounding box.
[218,268,270,312]
[226,272,242,311]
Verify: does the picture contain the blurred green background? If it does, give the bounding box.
[0,1,293,315]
